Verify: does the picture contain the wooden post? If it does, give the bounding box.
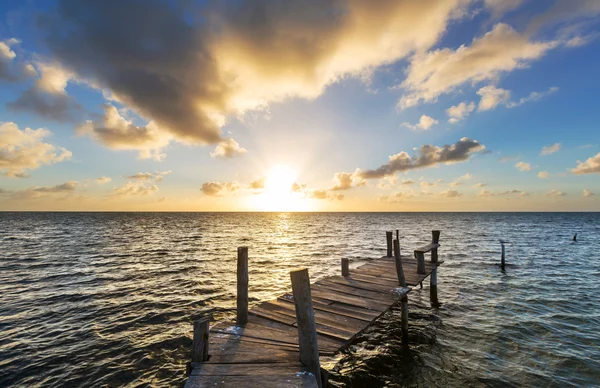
[341,258,349,277]
[386,231,393,257]
[396,229,399,243]
[290,269,322,387]
[501,242,506,270]
[415,251,426,274]
[237,247,249,325]
[400,297,409,345]
[393,239,406,287]
[191,317,210,363]
[431,230,440,263]
[430,230,440,305]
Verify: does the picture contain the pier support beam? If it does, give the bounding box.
[192,317,210,363]
[290,269,322,388]
[393,239,406,287]
[415,251,426,274]
[501,242,506,270]
[400,297,409,345]
[430,231,440,305]
[386,231,393,257]
[341,258,349,277]
[237,247,249,325]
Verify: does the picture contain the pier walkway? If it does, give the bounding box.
[185,231,442,387]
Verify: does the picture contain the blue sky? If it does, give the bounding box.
[1,0,599,211]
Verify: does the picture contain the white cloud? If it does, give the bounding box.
[0,39,17,60]
[201,181,240,196]
[547,189,566,197]
[112,181,159,197]
[571,152,600,174]
[540,143,561,156]
[450,173,472,186]
[330,171,366,191]
[402,114,439,131]
[506,86,559,108]
[401,179,415,185]
[484,0,524,16]
[77,105,171,160]
[439,189,462,198]
[95,176,111,184]
[249,176,265,190]
[537,171,550,179]
[210,137,247,159]
[447,101,475,123]
[515,161,532,171]
[479,189,528,197]
[583,189,594,197]
[398,23,558,109]
[477,85,511,111]
[0,122,72,177]
[473,182,487,188]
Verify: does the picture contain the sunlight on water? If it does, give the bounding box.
[1,212,599,387]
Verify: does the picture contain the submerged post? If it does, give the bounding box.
[191,317,210,363]
[393,239,406,287]
[430,231,440,304]
[237,247,249,325]
[341,258,349,277]
[500,241,506,270]
[386,231,393,257]
[290,269,322,387]
[415,251,426,274]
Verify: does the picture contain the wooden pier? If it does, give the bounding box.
[185,231,443,387]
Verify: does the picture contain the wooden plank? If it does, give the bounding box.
[190,363,308,376]
[249,306,297,326]
[185,373,318,387]
[318,276,398,295]
[315,279,398,303]
[414,243,440,253]
[309,285,390,311]
[278,295,378,322]
[207,338,299,364]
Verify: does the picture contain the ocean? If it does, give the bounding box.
[1,212,599,387]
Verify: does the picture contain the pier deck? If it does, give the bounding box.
[185,255,442,387]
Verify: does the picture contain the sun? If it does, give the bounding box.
[252,164,310,211]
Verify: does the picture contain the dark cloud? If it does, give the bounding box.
[357,138,486,179]
[35,0,469,147]
[7,87,83,122]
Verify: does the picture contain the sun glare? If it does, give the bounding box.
[252,164,309,211]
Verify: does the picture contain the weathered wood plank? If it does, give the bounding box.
[314,280,398,303]
[190,362,309,376]
[414,243,440,253]
[185,373,318,388]
[279,295,378,322]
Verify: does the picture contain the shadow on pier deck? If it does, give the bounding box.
[185,231,442,388]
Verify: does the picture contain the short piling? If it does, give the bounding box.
[415,251,426,274]
[500,242,506,270]
[341,258,350,277]
[191,317,210,363]
[386,231,393,257]
[237,247,249,325]
[290,269,322,387]
[393,239,406,287]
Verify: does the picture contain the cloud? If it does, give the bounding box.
[540,143,561,156]
[506,86,558,108]
[4,180,80,200]
[515,161,532,171]
[398,23,558,109]
[291,182,306,193]
[447,101,475,123]
[331,171,366,191]
[201,181,240,196]
[249,176,265,190]
[547,189,566,197]
[38,0,471,149]
[308,189,328,200]
[0,38,20,81]
[537,171,550,178]
[571,152,600,174]
[402,114,438,131]
[479,189,528,197]
[484,0,524,17]
[112,181,159,197]
[210,138,247,159]
[450,173,472,186]
[583,189,594,197]
[477,85,511,111]
[420,181,436,188]
[528,0,600,33]
[34,181,78,193]
[0,122,72,177]
[95,176,111,184]
[439,189,462,198]
[356,138,486,179]
[377,192,414,203]
[127,172,154,180]
[7,61,83,122]
[473,182,487,188]
[77,105,171,160]
[499,155,518,163]
[401,179,415,185]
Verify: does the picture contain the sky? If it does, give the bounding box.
[1,0,599,211]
